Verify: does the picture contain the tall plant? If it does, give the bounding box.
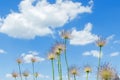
[48,52,56,80]
[16,58,23,80]
[61,30,71,80]
[53,42,65,80]
[96,37,106,80]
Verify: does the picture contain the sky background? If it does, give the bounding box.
[0,0,120,80]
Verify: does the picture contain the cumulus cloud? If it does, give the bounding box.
[21,51,45,63]
[83,50,102,58]
[0,0,93,39]
[110,52,119,57]
[70,23,98,45]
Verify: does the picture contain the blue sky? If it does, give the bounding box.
[0,0,120,80]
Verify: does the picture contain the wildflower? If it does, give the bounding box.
[34,72,39,80]
[96,37,106,80]
[23,70,29,77]
[12,72,19,80]
[60,30,71,80]
[96,37,106,47]
[84,66,92,73]
[47,52,56,80]
[48,52,56,60]
[16,58,23,80]
[31,57,37,80]
[52,42,65,80]
[84,66,92,80]
[99,64,115,80]
[53,42,65,55]
[69,66,79,80]
[60,30,71,39]
[31,57,37,63]
[16,58,22,64]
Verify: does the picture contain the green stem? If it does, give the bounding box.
[25,77,27,80]
[64,39,70,80]
[57,55,61,80]
[97,47,102,80]
[74,75,76,80]
[35,77,37,80]
[59,55,62,80]
[86,72,89,80]
[15,77,17,80]
[51,59,55,80]
[32,62,35,80]
[18,64,22,80]
[57,55,62,80]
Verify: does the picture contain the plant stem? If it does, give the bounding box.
[97,47,102,80]
[57,55,62,80]
[15,77,17,80]
[25,77,27,80]
[32,62,35,80]
[18,64,22,80]
[57,55,61,80]
[74,75,76,80]
[59,55,62,80]
[86,72,89,80]
[64,39,70,80]
[51,59,55,80]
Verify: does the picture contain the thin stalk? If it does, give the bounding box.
[64,39,70,80]
[51,59,55,80]
[25,77,27,80]
[97,47,102,80]
[59,55,62,80]
[15,77,17,80]
[73,75,76,80]
[18,64,22,80]
[32,62,35,80]
[57,55,61,80]
[35,77,37,80]
[86,72,89,80]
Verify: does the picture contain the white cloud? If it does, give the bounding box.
[0,49,6,54]
[6,73,12,78]
[110,52,119,57]
[83,50,102,58]
[38,73,49,79]
[0,0,93,39]
[21,51,45,63]
[70,23,98,45]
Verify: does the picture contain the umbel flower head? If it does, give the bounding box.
[96,37,106,47]
[47,52,56,60]
[69,66,80,76]
[52,42,65,55]
[12,71,19,78]
[16,58,22,64]
[60,30,71,39]
[23,70,29,77]
[84,65,92,73]
[99,64,115,80]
